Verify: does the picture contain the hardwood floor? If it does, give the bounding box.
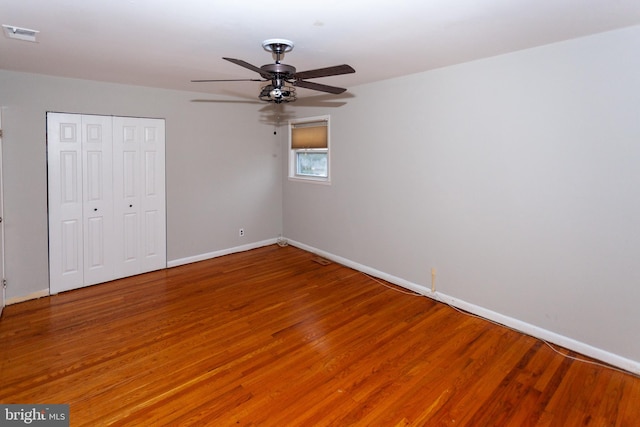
[1,245,639,426]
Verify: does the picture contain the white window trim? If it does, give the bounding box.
[288,115,331,185]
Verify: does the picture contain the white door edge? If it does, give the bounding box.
[0,107,5,316]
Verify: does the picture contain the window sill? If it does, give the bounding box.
[288,176,332,185]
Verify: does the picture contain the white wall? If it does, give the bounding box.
[283,26,640,367]
[0,70,283,301]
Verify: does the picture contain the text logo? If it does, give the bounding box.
[1,405,69,426]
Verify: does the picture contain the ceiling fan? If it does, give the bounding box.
[191,39,355,104]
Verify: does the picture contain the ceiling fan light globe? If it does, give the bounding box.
[270,88,283,99]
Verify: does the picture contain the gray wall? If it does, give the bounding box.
[283,26,640,364]
[0,71,283,300]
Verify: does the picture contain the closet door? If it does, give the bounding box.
[139,118,166,273]
[82,115,114,286]
[48,113,84,294]
[113,117,166,279]
[49,113,166,294]
[48,113,115,293]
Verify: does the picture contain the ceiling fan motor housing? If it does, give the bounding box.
[260,63,296,78]
[260,63,296,88]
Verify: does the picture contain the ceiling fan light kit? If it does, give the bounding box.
[260,84,297,103]
[192,39,355,104]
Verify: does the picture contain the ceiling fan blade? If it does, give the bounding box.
[223,57,270,77]
[293,80,347,94]
[191,99,263,104]
[191,78,264,82]
[293,64,355,80]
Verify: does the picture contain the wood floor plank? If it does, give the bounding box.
[1,244,639,426]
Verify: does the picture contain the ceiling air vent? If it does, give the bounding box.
[2,25,39,42]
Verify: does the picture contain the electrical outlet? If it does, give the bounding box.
[239,228,245,237]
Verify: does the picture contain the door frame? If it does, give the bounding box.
[0,108,5,316]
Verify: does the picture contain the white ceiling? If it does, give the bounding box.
[2,0,640,102]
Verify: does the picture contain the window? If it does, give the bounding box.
[288,116,330,183]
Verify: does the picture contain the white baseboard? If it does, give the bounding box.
[6,240,277,304]
[167,238,277,268]
[6,288,49,305]
[287,239,640,376]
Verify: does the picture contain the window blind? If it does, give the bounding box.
[291,121,328,149]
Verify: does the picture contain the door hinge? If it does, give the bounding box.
[2,279,6,289]
[0,129,3,137]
